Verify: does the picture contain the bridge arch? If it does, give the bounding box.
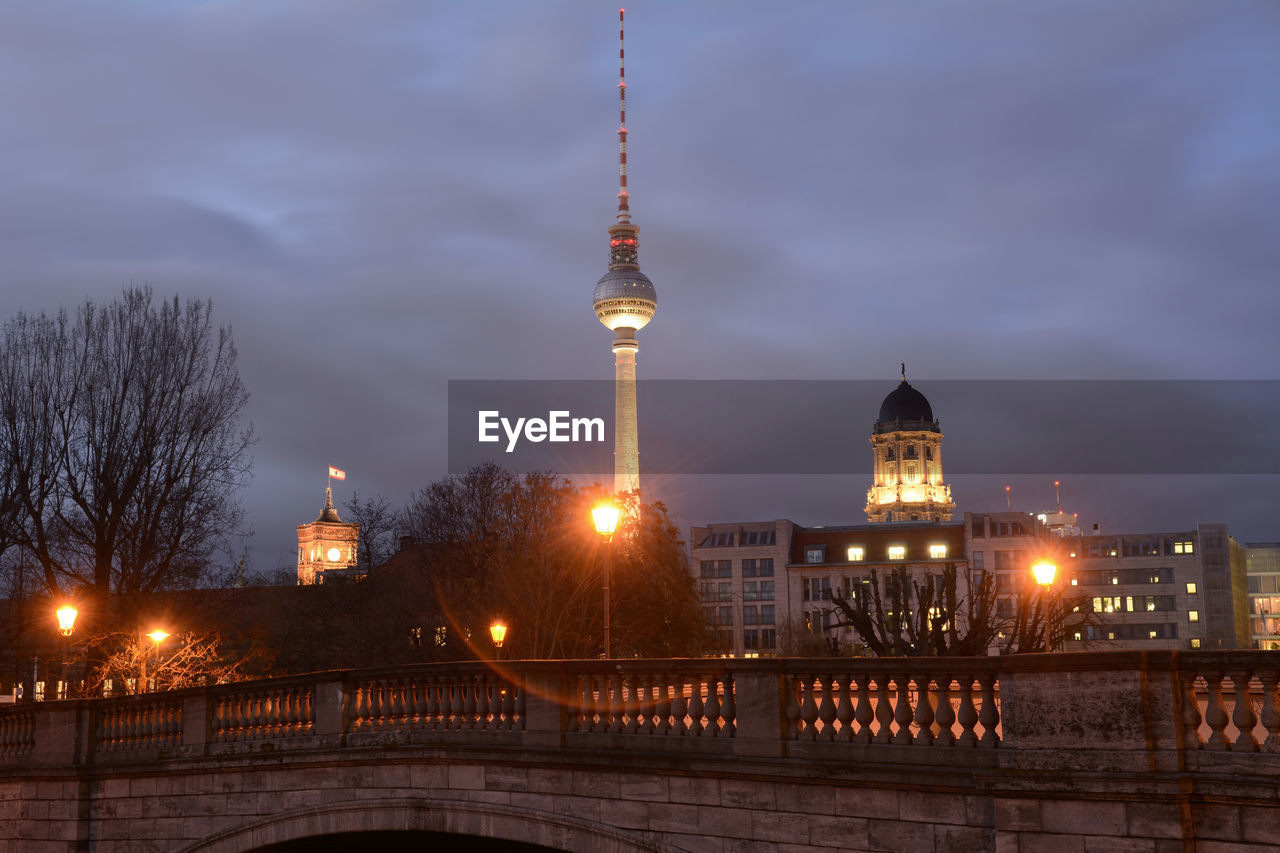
[180,797,681,853]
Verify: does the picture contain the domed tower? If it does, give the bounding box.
[865,366,954,522]
[296,487,359,585]
[593,8,655,495]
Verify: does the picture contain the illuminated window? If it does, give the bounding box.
[1188,610,1199,622]
[929,544,947,559]
[1070,577,1078,586]
[1149,630,1158,639]
[847,546,865,561]
[1191,638,1202,649]
[888,545,906,560]
[434,626,448,647]
[907,462,918,482]
[1186,582,1197,594]
[1107,631,1116,640]
[1174,540,1194,554]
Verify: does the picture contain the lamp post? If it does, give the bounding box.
[55,605,77,699]
[139,629,169,693]
[592,501,621,658]
[1032,561,1058,652]
[489,621,507,660]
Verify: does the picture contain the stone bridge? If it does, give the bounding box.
[1,652,1279,852]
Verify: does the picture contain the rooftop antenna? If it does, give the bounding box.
[1054,480,1062,513]
[1005,485,1012,512]
[901,362,906,382]
[616,8,630,225]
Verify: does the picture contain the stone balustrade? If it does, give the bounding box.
[1,650,1278,772]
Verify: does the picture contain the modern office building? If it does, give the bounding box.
[1246,542,1280,649]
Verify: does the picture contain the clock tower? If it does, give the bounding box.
[296,487,360,584]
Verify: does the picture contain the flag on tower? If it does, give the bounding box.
[328,466,346,481]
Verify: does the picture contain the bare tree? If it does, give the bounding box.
[89,630,255,695]
[0,288,253,601]
[343,491,396,575]
[830,564,1094,656]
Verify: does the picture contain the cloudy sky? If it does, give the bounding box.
[1,1,1277,573]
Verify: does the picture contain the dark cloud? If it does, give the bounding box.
[0,1,1276,571]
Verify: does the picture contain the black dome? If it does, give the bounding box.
[876,379,937,429]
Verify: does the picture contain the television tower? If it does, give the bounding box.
[592,8,656,495]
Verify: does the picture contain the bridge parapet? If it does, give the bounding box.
[2,650,1278,774]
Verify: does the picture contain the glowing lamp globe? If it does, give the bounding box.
[490,622,507,648]
[327,547,342,562]
[1032,562,1058,586]
[147,630,170,644]
[56,605,78,637]
[592,503,621,536]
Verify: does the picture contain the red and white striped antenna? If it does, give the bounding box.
[616,8,631,224]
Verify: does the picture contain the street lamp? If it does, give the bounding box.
[139,629,169,693]
[490,621,507,660]
[1032,561,1058,652]
[592,501,621,658]
[55,605,78,699]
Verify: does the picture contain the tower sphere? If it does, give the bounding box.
[593,268,657,332]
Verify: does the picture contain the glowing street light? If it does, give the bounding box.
[139,629,170,693]
[56,605,78,637]
[592,500,621,658]
[1031,561,1059,652]
[490,621,507,661]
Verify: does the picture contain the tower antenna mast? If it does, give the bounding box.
[616,8,630,225]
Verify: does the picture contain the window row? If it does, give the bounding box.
[742,605,776,626]
[698,530,777,548]
[1090,595,1177,614]
[1072,568,1175,586]
[699,559,775,578]
[1075,623,1179,641]
[804,543,950,564]
[743,628,777,650]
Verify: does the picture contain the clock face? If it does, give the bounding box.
[326,547,342,562]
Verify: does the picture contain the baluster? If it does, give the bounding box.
[873,674,893,744]
[978,673,1000,746]
[913,675,935,746]
[450,677,466,731]
[705,675,722,737]
[835,673,853,742]
[852,674,873,744]
[798,675,819,741]
[1259,670,1280,751]
[784,676,802,740]
[816,674,837,742]
[578,675,594,732]
[636,674,655,734]
[956,674,979,747]
[464,675,479,730]
[1230,670,1259,751]
[424,677,440,731]
[500,678,515,730]
[671,674,688,736]
[720,673,736,737]
[892,675,914,745]
[1205,671,1231,750]
[687,674,705,736]
[478,674,494,730]
[624,674,641,734]
[412,677,427,726]
[514,680,526,731]
[302,687,315,731]
[612,673,628,733]
[655,677,673,735]
[934,675,956,746]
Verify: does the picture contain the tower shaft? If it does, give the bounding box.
[613,336,640,494]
